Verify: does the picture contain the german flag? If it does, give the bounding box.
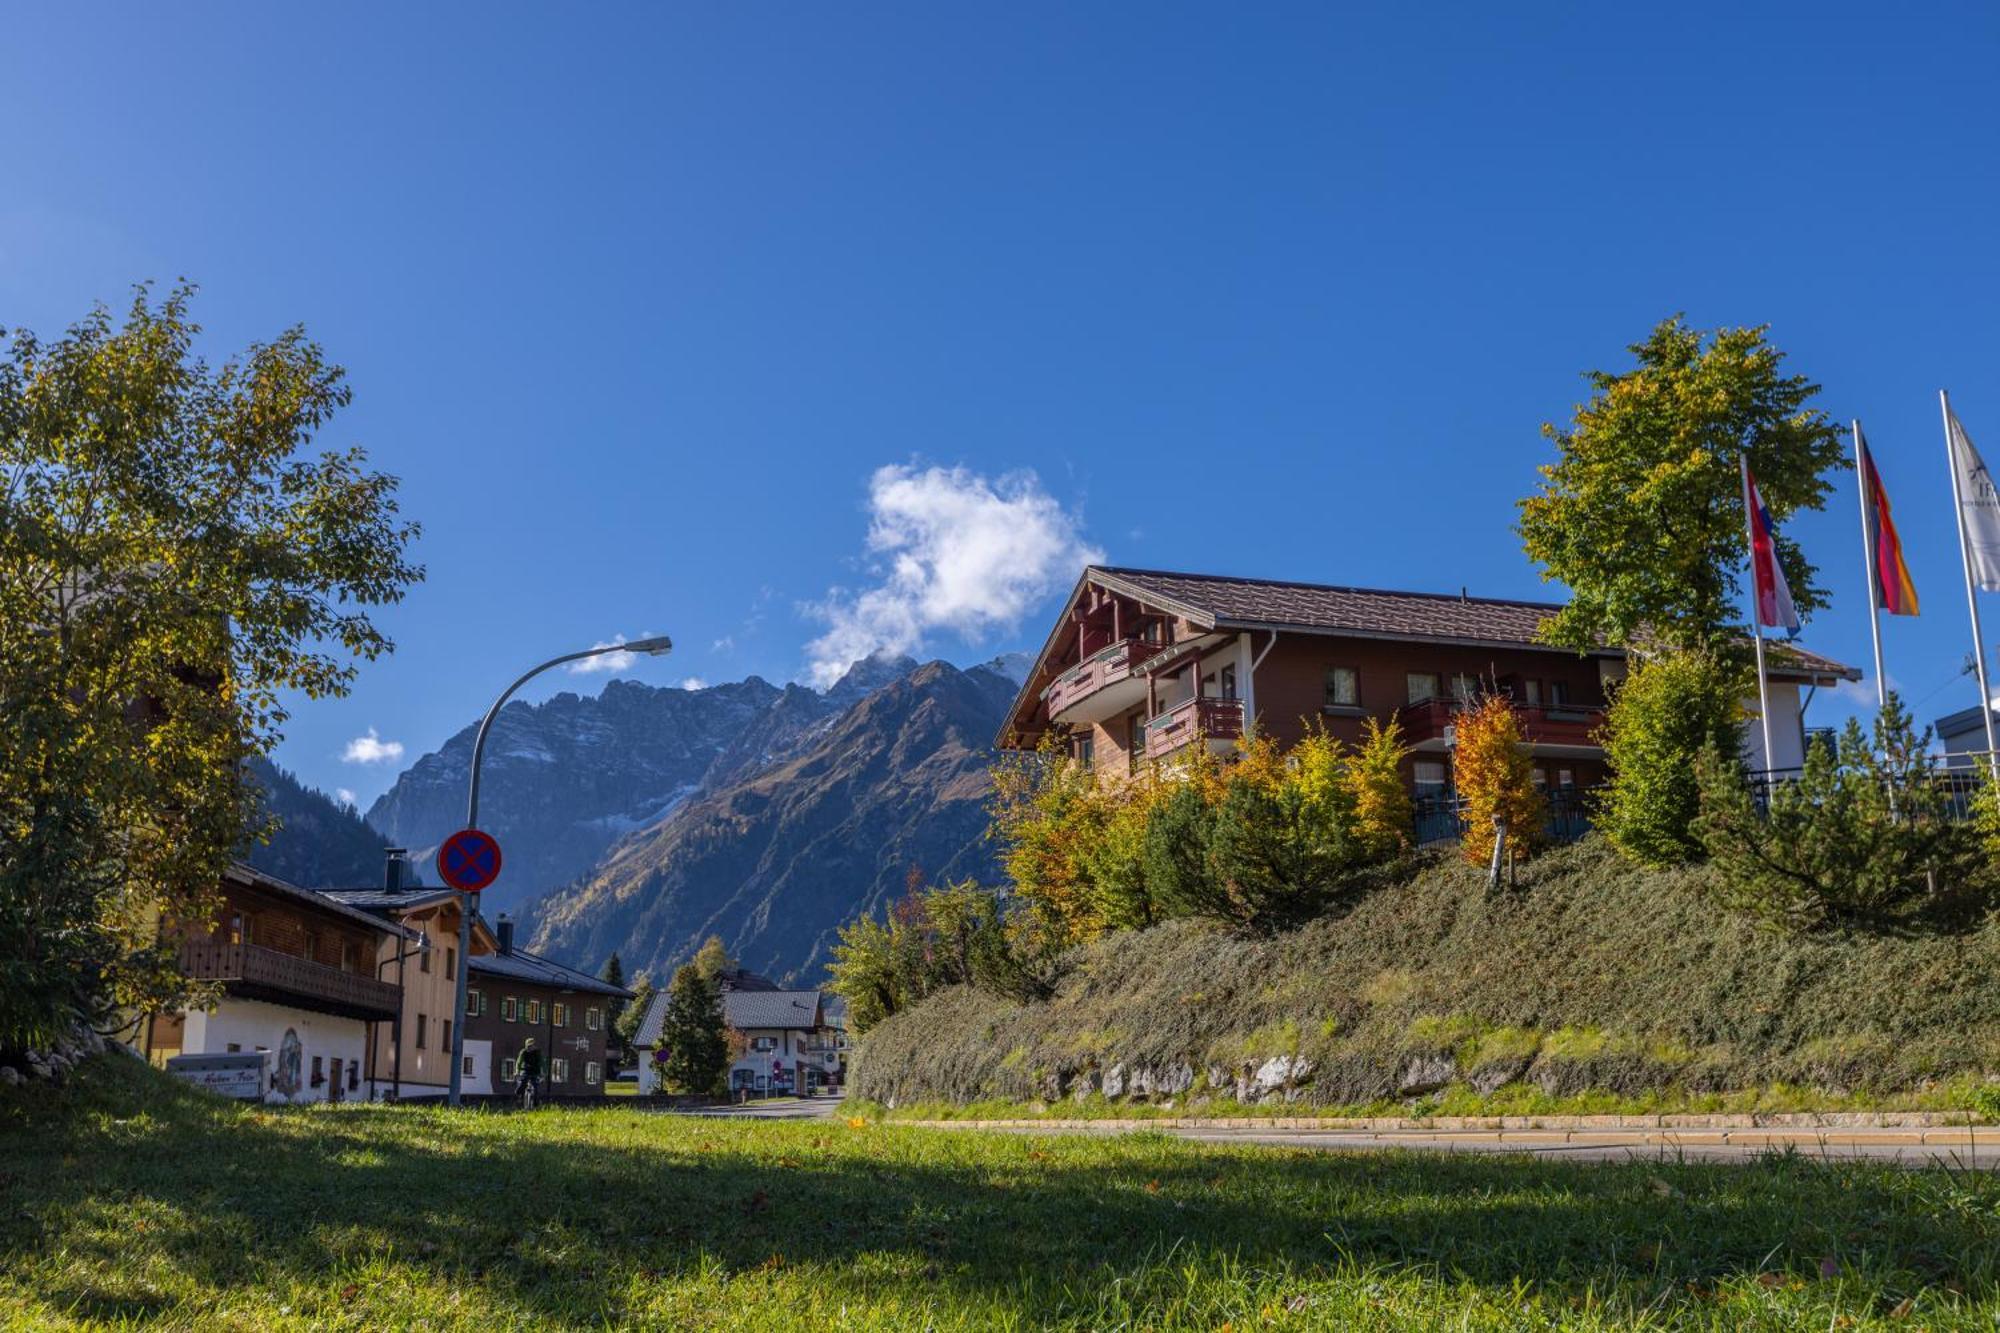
[1859,431,1919,616]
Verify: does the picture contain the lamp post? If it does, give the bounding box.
[447,635,672,1106]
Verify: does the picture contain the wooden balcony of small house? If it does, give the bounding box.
[1143,696,1245,761]
[177,940,401,1022]
[1397,696,1608,753]
[1042,638,1153,723]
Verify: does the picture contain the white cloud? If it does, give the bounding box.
[341,729,405,765]
[711,635,735,653]
[568,636,638,675]
[805,464,1103,688]
[335,788,358,809]
[681,677,709,691]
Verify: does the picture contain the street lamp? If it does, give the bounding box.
[447,635,671,1106]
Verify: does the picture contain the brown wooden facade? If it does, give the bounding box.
[463,921,625,1097]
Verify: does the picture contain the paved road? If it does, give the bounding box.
[954,1122,2000,1168]
[672,1095,846,1121]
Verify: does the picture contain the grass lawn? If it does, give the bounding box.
[3,1057,1998,1329]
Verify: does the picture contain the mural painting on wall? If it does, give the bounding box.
[274,1028,303,1096]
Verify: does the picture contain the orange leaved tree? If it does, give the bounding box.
[1451,695,1546,867]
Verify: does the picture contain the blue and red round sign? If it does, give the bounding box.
[437,828,503,893]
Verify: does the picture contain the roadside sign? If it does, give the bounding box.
[167,1052,266,1100]
[437,828,503,892]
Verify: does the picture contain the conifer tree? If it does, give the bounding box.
[656,963,728,1095]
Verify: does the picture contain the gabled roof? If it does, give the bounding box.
[724,989,823,1032]
[321,886,461,912]
[228,864,412,939]
[1091,565,1587,650]
[1002,565,1861,744]
[470,947,633,999]
[631,989,670,1048]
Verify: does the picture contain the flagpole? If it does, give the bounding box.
[1740,455,1778,774]
[1941,389,2000,776]
[1853,421,1888,710]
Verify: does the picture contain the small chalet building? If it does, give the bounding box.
[141,864,407,1103]
[1001,566,1858,811]
[632,971,847,1096]
[462,915,630,1098]
[320,850,498,1101]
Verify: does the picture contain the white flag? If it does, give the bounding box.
[1949,406,2000,591]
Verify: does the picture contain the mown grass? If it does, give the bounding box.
[3,1056,1999,1329]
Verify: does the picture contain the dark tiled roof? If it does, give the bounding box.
[321,887,460,912]
[231,864,413,938]
[471,947,633,999]
[1089,566,1860,680]
[724,990,823,1032]
[630,986,824,1046]
[1092,566,1585,649]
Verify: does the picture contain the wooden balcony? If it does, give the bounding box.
[1043,638,1151,719]
[179,941,400,1022]
[1397,698,1607,750]
[1144,696,1245,761]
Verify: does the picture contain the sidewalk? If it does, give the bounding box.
[896,1112,1997,1167]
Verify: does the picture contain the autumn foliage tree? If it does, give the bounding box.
[1451,695,1546,867]
[1344,716,1413,858]
[0,286,421,1053]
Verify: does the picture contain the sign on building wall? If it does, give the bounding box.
[166,1052,267,1100]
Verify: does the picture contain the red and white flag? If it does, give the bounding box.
[1743,463,1801,636]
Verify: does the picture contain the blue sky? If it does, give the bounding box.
[5,4,1998,806]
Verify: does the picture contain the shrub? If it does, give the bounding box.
[1693,695,1990,930]
[1142,778,1221,920]
[1452,694,1546,867]
[1345,716,1413,857]
[1597,649,1749,865]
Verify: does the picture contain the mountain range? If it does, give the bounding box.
[319,650,1031,983]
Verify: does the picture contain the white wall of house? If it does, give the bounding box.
[181,997,370,1105]
[461,1039,493,1096]
[1738,680,1808,774]
[728,1027,839,1093]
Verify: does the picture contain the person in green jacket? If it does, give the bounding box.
[515,1039,544,1108]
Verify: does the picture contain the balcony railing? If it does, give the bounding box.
[1413,787,1597,848]
[1144,696,1245,761]
[1398,697,1606,749]
[1043,638,1152,717]
[179,940,400,1021]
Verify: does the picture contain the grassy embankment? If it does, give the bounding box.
[856,838,2000,1119]
[3,1055,1999,1329]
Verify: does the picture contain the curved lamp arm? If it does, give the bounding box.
[465,636,671,828]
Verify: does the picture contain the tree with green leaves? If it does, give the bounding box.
[656,962,728,1095]
[614,974,655,1049]
[1518,317,1845,657]
[0,285,421,1053]
[1596,650,1750,865]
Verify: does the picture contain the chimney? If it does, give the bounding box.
[383,848,409,892]
[497,914,515,956]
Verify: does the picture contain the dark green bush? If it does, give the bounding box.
[1596,649,1749,866]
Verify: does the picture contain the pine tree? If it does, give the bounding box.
[600,952,627,1030]
[656,963,728,1095]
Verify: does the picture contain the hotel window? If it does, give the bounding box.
[415,1014,427,1049]
[586,1008,601,1031]
[1074,733,1094,771]
[550,1058,570,1083]
[443,1020,453,1056]
[463,1055,474,1077]
[751,1035,777,1052]
[1548,680,1574,708]
[1450,673,1477,703]
[502,1056,517,1080]
[1407,673,1441,705]
[466,988,482,1018]
[501,996,517,1023]
[1325,667,1359,709]
[1413,760,1450,798]
[348,1060,359,1092]
[1127,711,1147,774]
[341,941,357,973]
[223,912,247,945]
[1522,679,1543,706]
[303,931,322,964]
[526,1000,542,1025]
[553,1003,568,1028]
[310,1055,324,1087]
[447,946,457,982]
[1219,664,1238,700]
[1556,767,1576,790]
[585,1061,600,1086]
[419,934,431,972]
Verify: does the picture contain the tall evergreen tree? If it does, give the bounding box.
[656,963,728,1095]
